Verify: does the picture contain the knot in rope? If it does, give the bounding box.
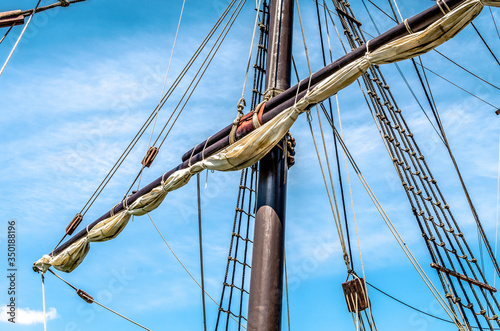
[263,87,284,101]
[237,97,246,115]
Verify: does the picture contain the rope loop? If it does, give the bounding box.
[263,87,284,101]
[202,135,212,161]
[436,0,450,15]
[404,19,414,34]
[306,109,313,123]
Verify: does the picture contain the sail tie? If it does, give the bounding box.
[436,0,451,15]
[404,19,413,34]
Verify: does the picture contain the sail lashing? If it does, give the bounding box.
[34,0,500,277]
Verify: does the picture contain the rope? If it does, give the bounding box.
[361,0,445,143]
[284,253,291,331]
[142,0,186,170]
[496,131,500,288]
[197,174,207,331]
[239,0,263,103]
[154,0,247,152]
[297,2,351,270]
[0,0,41,78]
[433,49,500,91]
[331,125,463,329]
[470,22,500,66]
[368,282,500,330]
[318,0,354,270]
[0,25,14,45]
[42,273,47,331]
[414,62,498,110]
[307,116,350,270]
[391,0,404,22]
[491,7,500,40]
[46,269,151,330]
[147,213,246,329]
[335,96,377,330]
[51,0,245,250]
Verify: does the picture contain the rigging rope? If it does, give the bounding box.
[316,0,354,270]
[335,96,377,330]
[470,22,500,66]
[284,253,291,331]
[51,0,245,250]
[147,212,246,329]
[0,25,13,45]
[197,174,207,331]
[414,62,499,110]
[45,269,151,330]
[496,131,500,289]
[144,0,186,163]
[331,125,464,329]
[296,0,351,271]
[491,7,500,40]
[433,49,500,91]
[0,0,41,78]
[42,273,47,331]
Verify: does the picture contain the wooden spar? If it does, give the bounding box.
[181,0,465,162]
[430,263,497,292]
[247,0,293,329]
[0,11,24,29]
[48,0,470,258]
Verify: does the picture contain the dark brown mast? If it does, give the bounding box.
[247,1,293,330]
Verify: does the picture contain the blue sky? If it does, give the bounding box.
[0,0,499,330]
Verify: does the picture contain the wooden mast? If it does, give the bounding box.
[247,1,293,330]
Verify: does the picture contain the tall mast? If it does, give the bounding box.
[247,1,293,330]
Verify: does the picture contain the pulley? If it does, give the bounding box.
[65,213,83,236]
[141,146,159,168]
[342,278,369,312]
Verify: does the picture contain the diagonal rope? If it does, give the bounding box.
[145,0,186,152]
[46,269,151,331]
[470,22,500,66]
[146,213,246,329]
[331,125,464,329]
[0,25,14,45]
[51,0,244,250]
[0,0,41,78]
[414,62,498,110]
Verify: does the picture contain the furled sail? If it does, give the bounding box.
[33,0,500,273]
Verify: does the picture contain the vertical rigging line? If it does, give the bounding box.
[41,273,47,331]
[317,0,353,270]
[336,95,377,330]
[197,174,207,331]
[147,213,246,328]
[495,131,500,288]
[284,253,291,331]
[0,0,42,78]
[240,0,264,101]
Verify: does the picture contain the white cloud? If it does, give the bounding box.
[0,306,58,325]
